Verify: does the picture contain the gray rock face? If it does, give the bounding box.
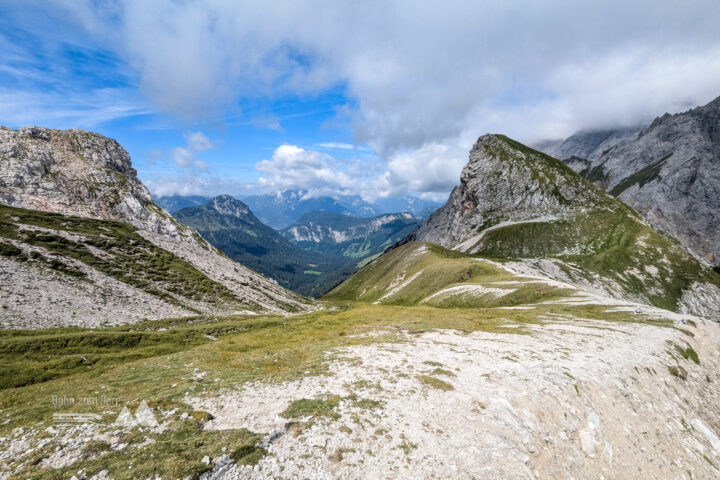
[209,195,251,218]
[546,96,720,265]
[0,126,192,242]
[410,134,613,248]
[536,127,642,165]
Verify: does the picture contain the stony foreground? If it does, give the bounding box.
[1,300,719,479]
[191,308,720,479]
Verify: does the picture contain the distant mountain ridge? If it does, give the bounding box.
[174,195,349,296]
[153,195,211,213]
[282,210,421,259]
[241,190,380,229]
[241,190,441,229]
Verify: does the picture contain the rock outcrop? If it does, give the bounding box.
[535,127,641,164]
[409,134,618,248]
[0,126,192,242]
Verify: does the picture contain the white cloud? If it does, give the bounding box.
[146,173,252,197]
[256,145,360,195]
[316,142,366,151]
[169,147,208,171]
[184,131,212,152]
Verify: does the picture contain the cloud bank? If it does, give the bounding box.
[15,1,720,197]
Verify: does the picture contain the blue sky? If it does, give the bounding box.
[2,1,719,200]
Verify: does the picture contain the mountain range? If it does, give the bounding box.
[174,197,422,297]
[536,95,720,268]
[3,119,720,479]
[157,191,441,229]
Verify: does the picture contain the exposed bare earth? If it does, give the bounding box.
[189,307,720,479]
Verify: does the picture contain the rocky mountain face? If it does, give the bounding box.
[282,211,421,258]
[0,127,195,243]
[535,127,642,163]
[408,134,720,317]
[174,196,351,297]
[410,134,616,248]
[0,127,312,327]
[537,96,720,267]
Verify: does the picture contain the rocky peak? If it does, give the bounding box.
[209,195,251,218]
[0,126,194,243]
[410,134,615,247]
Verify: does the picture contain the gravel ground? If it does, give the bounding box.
[191,309,720,479]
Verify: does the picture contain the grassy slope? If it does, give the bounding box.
[0,204,260,312]
[325,242,575,308]
[473,210,720,311]
[0,302,657,479]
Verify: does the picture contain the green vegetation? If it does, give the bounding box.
[282,396,342,419]
[417,375,454,391]
[0,300,664,478]
[673,343,700,364]
[609,153,672,197]
[11,424,263,480]
[0,204,254,311]
[0,314,281,389]
[325,242,574,308]
[472,210,720,311]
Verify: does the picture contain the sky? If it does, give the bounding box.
[1,0,719,202]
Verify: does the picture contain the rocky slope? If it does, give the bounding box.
[174,196,350,296]
[0,127,312,327]
[537,96,720,267]
[282,211,421,258]
[406,134,720,317]
[0,127,194,243]
[535,127,641,164]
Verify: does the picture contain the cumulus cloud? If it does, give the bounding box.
[164,131,213,171]
[256,145,363,195]
[169,147,208,171]
[184,131,212,152]
[145,173,252,197]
